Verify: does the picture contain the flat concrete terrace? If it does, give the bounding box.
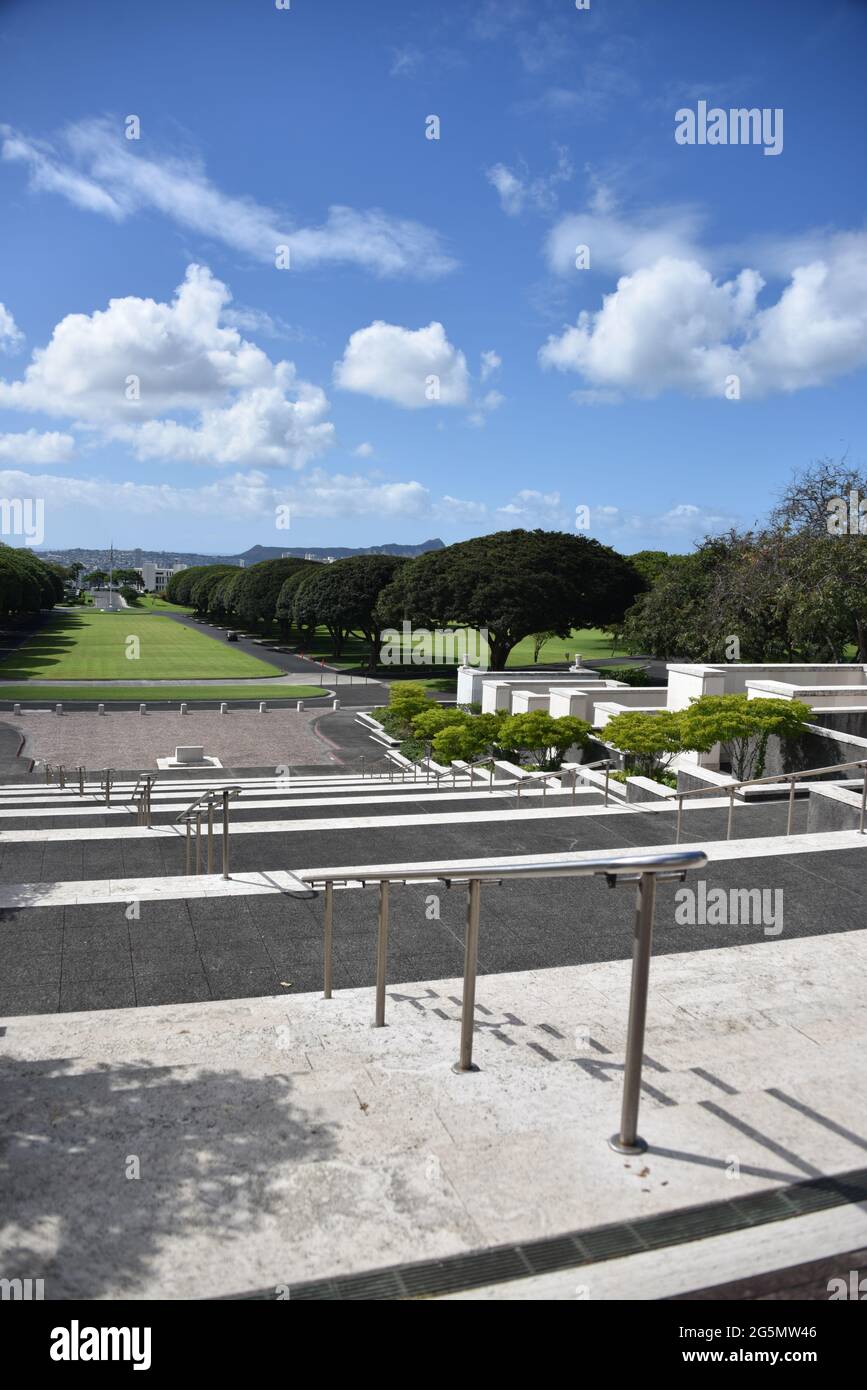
[10,709,339,770]
[1,829,865,1016]
[2,929,865,1300]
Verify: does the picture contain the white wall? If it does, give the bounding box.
[457,666,601,704]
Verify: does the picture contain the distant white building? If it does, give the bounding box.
[135,562,187,593]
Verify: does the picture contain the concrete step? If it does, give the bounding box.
[0,788,594,828]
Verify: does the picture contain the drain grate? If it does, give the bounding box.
[219,1165,867,1301]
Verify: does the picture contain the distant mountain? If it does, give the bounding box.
[238,540,445,564]
[35,539,446,568]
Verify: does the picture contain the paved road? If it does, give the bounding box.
[91,590,126,611]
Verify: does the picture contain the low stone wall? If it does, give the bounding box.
[625,776,676,803]
[806,784,864,833]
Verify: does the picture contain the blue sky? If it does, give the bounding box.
[0,0,865,556]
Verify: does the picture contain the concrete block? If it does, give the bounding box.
[175,745,205,765]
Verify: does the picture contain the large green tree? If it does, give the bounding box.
[0,545,64,615]
[231,558,311,631]
[377,529,643,670]
[290,554,406,660]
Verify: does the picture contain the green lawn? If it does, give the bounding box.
[132,595,194,614]
[298,625,629,668]
[0,611,284,681]
[0,684,322,703]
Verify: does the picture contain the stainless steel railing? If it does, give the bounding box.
[674,757,867,843]
[175,786,243,878]
[99,768,114,806]
[573,758,614,807]
[131,773,157,827]
[299,847,708,1155]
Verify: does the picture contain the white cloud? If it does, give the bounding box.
[486,164,526,216]
[467,389,505,428]
[494,489,568,526]
[480,349,502,381]
[487,148,572,217]
[1,119,457,279]
[0,264,335,467]
[353,442,375,458]
[540,236,867,398]
[585,502,739,546]
[0,430,75,464]
[220,306,305,343]
[570,388,622,406]
[545,201,707,276]
[334,321,470,408]
[390,46,422,77]
[0,302,24,353]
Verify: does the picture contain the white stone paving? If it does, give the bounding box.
[2,930,864,1299]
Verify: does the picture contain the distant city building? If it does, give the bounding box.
[135,562,187,593]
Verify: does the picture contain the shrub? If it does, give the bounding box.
[387,682,432,726]
[606,666,651,687]
[603,710,684,778]
[678,695,812,781]
[496,712,591,771]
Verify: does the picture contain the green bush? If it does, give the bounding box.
[603,710,684,778]
[398,738,427,763]
[606,666,651,687]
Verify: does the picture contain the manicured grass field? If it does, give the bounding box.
[0,611,284,681]
[0,684,322,703]
[132,595,194,614]
[299,625,630,668]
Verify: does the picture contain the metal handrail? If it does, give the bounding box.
[573,758,614,807]
[674,756,867,843]
[99,768,113,807]
[302,847,708,1155]
[131,773,157,827]
[176,785,242,878]
[512,768,563,803]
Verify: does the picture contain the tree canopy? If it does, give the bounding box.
[377,529,644,670]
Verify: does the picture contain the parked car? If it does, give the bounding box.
[226,630,239,642]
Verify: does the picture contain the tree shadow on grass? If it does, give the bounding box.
[0,1052,338,1299]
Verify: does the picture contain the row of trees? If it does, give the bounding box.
[381,682,591,770]
[0,545,65,617]
[620,460,867,662]
[169,530,645,668]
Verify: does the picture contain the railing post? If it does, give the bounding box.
[323,880,334,999]
[610,871,658,1155]
[222,788,230,879]
[604,765,610,807]
[207,801,214,873]
[861,763,867,835]
[78,767,84,797]
[374,880,390,1027]
[786,774,797,836]
[676,794,683,843]
[105,770,111,808]
[185,819,192,876]
[195,812,202,875]
[59,766,66,790]
[727,785,735,839]
[453,877,482,1073]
